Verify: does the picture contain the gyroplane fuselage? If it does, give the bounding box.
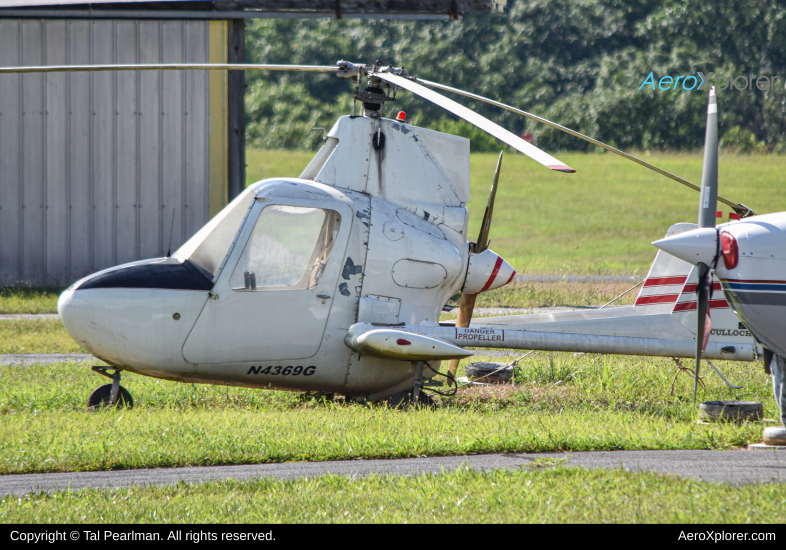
[58,114,515,402]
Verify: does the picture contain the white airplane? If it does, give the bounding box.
[653,88,785,425]
[0,62,763,408]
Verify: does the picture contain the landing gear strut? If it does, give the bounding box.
[386,361,436,409]
[88,366,134,410]
[411,360,424,404]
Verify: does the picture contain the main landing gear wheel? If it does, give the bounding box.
[387,360,437,409]
[387,390,435,410]
[88,384,134,410]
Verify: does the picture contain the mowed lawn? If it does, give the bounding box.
[1,355,781,523]
[4,468,786,523]
[247,149,786,274]
[0,354,775,476]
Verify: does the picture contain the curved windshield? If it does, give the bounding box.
[173,186,255,279]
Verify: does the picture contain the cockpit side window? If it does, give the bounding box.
[230,205,341,291]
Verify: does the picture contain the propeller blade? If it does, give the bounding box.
[698,87,719,229]
[693,88,720,407]
[375,72,575,173]
[448,154,506,379]
[0,63,340,75]
[415,78,753,217]
[476,151,503,254]
[694,263,710,407]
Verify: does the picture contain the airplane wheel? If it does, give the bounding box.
[87,384,134,410]
[387,390,436,410]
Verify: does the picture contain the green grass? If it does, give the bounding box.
[0,354,774,475]
[0,319,85,354]
[444,280,640,315]
[246,149,317,184]
[246,149,786,274]
[0,287,62,314]
[3,467,785,523]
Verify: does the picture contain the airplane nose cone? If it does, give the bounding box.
[652,227,718,266]
[463,248,516,294]
[57,287,96,354]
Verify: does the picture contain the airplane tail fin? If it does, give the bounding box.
[633,223,695,315]
[634,223,746,342]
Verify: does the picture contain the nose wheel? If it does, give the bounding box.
[88,366,134,409]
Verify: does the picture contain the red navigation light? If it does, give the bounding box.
[721,231,739,269]
[396,111,407,121]
[396,338,411,345]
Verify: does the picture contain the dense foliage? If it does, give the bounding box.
[245,0,786,152]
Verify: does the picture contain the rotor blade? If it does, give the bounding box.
[698,87,719,229]
[415,78,753,217]
[376,72,574,173]
[0,63,340,75]
[694,263,711,407]
[476,151,503,253]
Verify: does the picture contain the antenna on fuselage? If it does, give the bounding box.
[166,208,176,258]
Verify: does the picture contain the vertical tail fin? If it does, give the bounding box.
[636,223,748,344]
[633,223,694,315]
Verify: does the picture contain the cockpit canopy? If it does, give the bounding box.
[172,187,255,280]
[173,182,342,289]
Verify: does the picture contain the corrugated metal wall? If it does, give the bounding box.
[0,18,226,287]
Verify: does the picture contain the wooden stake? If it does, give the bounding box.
[447,293,477,379]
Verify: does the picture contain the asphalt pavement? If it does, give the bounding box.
[2,450,785,497]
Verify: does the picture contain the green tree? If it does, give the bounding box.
[244,0,786,152]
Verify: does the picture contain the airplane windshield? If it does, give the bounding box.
[172,186,255,279]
